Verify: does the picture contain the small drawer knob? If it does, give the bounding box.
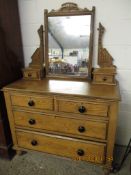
[78,126,85,133]
[28,100,35,107]
[103,77,107,81]
[31,140,37,146]
[78,106,86,113]
[29,119,36,125]
[77,149,84,156]
[28,73,32,77]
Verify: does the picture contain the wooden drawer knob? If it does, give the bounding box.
[28,100,35,107]
[78,106,86,113]
[29,119,36,125]
[28,73,32,77]
[31,140,38,146]
[103,77,107,81]
[77,149,84,156]
[78,126,85,133]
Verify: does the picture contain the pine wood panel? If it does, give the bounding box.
[13,110,107,140]
[106,102,119,168]
[16,130,106,164]
[4,92,18,147]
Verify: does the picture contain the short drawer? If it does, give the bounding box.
[94,74,114,83]
[56,99,108,117]
[23,71,38,79]
[11,94,53,111]
[14,111,107,140]
[16,130,106,164]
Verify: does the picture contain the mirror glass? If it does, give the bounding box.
[48,15,91,77]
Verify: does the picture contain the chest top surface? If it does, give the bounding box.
[3,78,120,101]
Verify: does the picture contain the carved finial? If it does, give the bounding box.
[98,23,114,67]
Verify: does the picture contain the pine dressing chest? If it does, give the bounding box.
[3,2,121,174]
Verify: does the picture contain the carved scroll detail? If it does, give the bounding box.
[22,25,45,80]
[98,23,114,67]
[50,2,90,13]
[93,23,117,85]
[29,25,44,68]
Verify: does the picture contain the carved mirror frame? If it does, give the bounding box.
[44,2,95,80]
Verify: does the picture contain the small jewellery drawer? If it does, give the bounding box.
[94,74,114,83]
[14,111,107,140]
[11,94,53,111]
[56,99,108,117]
[23,68,44,80]
[23,71,38,79]
[16,130,106,164]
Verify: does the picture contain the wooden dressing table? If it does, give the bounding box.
[3,2,120,174]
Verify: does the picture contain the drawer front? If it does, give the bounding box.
[16,130,105,164]
[23,71,38,79]
[57,99,108,117]
[11,94,53,111]
[14,111,107,140]
[95,74,114,83]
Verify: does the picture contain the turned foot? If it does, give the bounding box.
[16,150,23,155]
[103,166,111,175]
[16,150,26,155]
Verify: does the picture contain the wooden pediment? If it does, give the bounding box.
[50,2,91,13]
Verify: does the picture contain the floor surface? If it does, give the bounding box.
[0,147,130,175]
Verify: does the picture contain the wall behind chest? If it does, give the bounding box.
[18,0,131,145]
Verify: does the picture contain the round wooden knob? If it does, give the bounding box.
[28,100,35,106]
[29,119,36,125]
[31,140,37,146]
[103,77,107,81]
[28,73,32,77]
[77,149,84,156]
[78,126,85,133]
[78,106,86,113]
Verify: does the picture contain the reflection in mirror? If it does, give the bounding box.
[48,15,91,77]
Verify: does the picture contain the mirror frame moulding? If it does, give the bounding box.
[44,2,95,80]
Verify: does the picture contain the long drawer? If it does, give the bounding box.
[16,130,106,164]
[56,99,108,117]
[11,94,54,111]
[14,111,107,140]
